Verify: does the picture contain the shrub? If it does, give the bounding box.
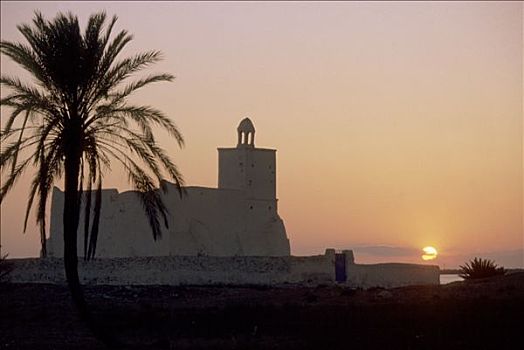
[459,257,505,280]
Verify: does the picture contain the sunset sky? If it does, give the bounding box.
[1,1,522,268]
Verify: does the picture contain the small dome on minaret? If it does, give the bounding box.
[237,117,255,133]
[237,117,255,147]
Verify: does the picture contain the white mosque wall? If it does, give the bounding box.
[46,182,291,258]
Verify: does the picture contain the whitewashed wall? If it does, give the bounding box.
[47,183,290,258]
[9,250,439,288]
[346,262,440,288]
[47,143,290,258]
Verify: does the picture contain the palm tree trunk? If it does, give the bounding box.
[63,153,118,348]
[63,153,86,315]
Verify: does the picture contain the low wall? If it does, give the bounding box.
[346,263,440,288]
[8,250,439,288]
[8,254,335,286]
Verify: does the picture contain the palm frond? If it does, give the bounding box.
[0,158,32,202]
[83,179,93,260]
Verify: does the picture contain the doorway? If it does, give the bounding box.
[335,253,346,282]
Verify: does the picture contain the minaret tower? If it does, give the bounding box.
[218,118,276,200]
[217,117,289,256]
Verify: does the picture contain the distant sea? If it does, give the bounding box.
[440,274,463,284]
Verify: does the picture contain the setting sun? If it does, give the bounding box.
[422,246,438,261]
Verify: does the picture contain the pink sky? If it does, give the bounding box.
[1,2,522,268]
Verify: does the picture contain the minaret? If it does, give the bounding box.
[217,118,289,257]
[218,118,276,200]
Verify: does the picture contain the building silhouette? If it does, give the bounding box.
[47,118,291,257]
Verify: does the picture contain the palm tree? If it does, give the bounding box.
[1,11,184,344]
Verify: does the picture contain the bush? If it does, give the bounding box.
[459,257,505,280]
[0,253,13,283]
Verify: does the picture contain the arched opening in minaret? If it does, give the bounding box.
[237,117,256,147]
[238,130,255,146]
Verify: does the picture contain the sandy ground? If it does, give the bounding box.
[1,273,524,349]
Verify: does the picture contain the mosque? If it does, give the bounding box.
[30,118,440,288]
[46,118,291,258]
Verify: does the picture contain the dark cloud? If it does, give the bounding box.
[353,245,419,257]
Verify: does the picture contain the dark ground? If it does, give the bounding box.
[1,273,524,349]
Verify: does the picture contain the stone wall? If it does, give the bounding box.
[47,183,291,258]
[8,250,440,288]
[8,254,334,286]
[346,262,440,288]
